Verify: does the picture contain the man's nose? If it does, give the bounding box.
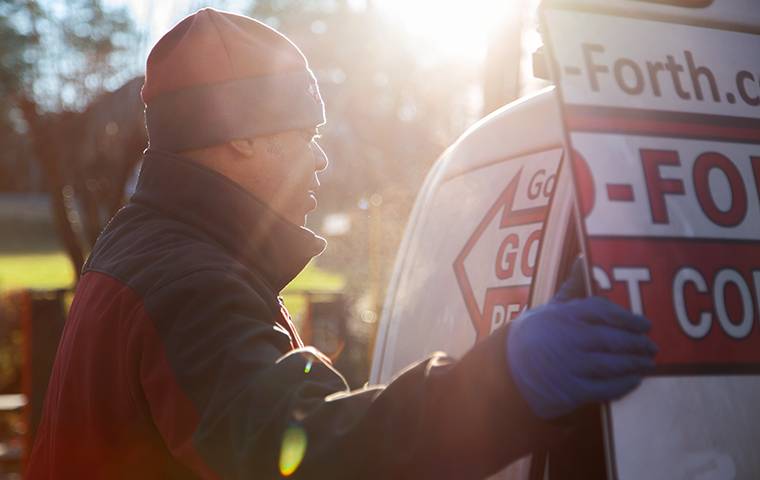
[311,142,329,172]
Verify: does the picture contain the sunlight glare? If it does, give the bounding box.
[381,0,519,61]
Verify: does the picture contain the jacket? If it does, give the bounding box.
[28,150,557,479]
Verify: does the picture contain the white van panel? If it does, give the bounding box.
[371,90,565,385]
[610,376,760,479]
[440,88,564,182]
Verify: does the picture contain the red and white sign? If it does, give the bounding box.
[569,117,760,373]
[454,150,561,340]
[543,7,760,374]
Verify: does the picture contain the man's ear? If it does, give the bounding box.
[229,138,256,158]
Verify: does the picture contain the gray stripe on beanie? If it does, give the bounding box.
[145,70,326,152]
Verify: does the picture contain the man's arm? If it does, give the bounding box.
[136,269,565,480]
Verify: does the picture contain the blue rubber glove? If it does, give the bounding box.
[507,262,658,420]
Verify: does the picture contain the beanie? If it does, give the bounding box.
[142,8,326,152]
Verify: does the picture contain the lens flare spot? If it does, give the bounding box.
[279,425,308,477]
[304,359,313,374]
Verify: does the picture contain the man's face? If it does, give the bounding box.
[239,128,327,226]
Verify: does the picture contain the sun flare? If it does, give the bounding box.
[380,0,521,61]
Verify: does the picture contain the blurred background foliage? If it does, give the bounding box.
[0,0,546,387]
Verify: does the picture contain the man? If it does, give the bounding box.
[28,8,657,479]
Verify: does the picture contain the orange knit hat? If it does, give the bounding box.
[142,8,325,151]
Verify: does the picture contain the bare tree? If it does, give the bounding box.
[3,0,145,278]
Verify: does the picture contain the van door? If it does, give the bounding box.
[370,89,565,479]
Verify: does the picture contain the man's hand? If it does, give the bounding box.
[506,266,658,420]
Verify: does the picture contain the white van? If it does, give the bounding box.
[370,1,760,478]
